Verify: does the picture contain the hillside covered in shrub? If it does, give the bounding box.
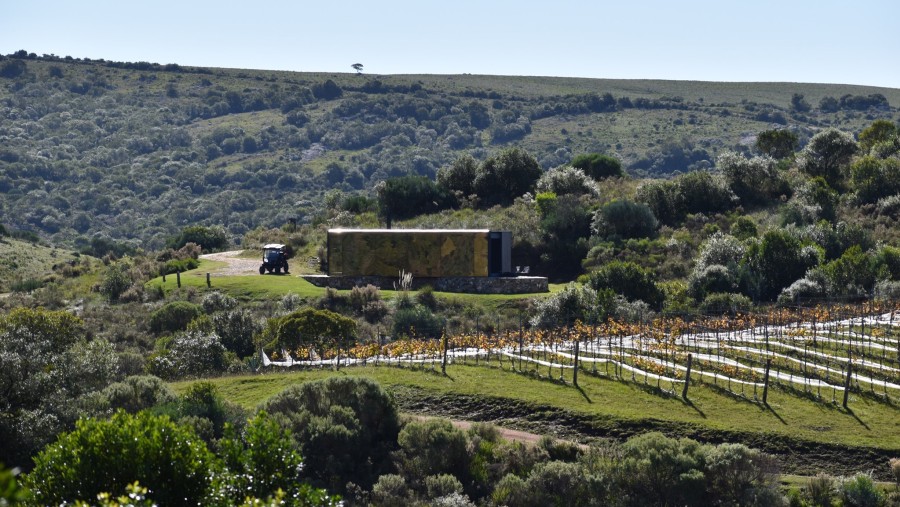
[1,51,898,253]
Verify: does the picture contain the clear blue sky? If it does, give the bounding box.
[3,0,899,88]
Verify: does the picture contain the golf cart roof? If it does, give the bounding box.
[263,244,286,250]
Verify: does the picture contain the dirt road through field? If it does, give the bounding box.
[201,250,260,276]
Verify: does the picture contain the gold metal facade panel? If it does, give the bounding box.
[328,231,489,277]
[473,233,488,276]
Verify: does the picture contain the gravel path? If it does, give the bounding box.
[200,250,261,277]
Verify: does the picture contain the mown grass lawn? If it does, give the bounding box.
[173,364,900,451]
[147,260,563,309]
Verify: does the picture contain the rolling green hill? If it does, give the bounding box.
[1,53,897,251]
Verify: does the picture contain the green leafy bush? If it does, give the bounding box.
[149,300,204,335]
[591,199,658,240]
[261,376,400,493]
[570,152,623,179]
[395,419,471,492]
[393,304,443,338]
[166,225,228,252]
[148,331,230,380]
[97,375,177,413]
[838,473,884,507]
[585,261,664,310]
[26,411,216,506]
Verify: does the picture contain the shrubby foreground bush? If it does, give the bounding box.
[21,373,895,506]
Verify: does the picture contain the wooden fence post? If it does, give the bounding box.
[842,355,853,409]
[682,353,693,399]
[762,358,771,405]
[441,327,448,375]
[176,270,181,288]
[573,336,579,387]
[206,272,211,288]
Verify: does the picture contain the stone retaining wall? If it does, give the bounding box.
[301,275,548,294]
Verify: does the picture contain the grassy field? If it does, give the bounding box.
[147,259,564,308]
[0,237,81,292]
[173,364,900,452]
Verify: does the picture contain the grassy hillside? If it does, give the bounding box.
[1,53,897,251]
[0,235,81,292]
[173,365,900,477]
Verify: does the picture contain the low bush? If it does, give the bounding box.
[149,300,204,335]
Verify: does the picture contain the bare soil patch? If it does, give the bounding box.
[201,250,261,277]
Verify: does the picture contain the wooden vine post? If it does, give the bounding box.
[441,327,448,375]
[842,354,853,409]
[176,270,181,288]
[682,353,693,400]
[762,358,771,405]
[573,333,580,387]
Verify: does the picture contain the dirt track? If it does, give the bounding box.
[200,250,261,276]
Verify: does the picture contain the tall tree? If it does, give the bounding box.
[755,129,798,159]
[473,147,542,207]
[798,128,858,188]
[570,153,623,179]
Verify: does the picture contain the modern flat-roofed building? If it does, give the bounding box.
[301,229,546,294]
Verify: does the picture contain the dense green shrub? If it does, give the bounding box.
[201,291,238,313]
[591,199,659,240]
[148,331,230,380]
[349,284,389,323]
[850,156,900,204]
[805,473,836,507]
[393,304,443,338]
[96,375,177,413]
[274,307,357,358]
[698,292,753,315]
[585,261,665,310]
[636,180,684,226]
[217,411,336,505]
[570,153,623,179]
[838,473,884,507]
[149,300,204,334]
[530,283,601,329]
[395,419,472,493]
[377,175,455,227]
[26,411,216,506]
[755,129,798,159]
[0,308,118,468]
[437,154,479,198]
[676,170,736,215]
[521,460,599,507]
[211,309,261,358]
[535,166,600,197]
[163,257,200,274]
[617,432,707,507]
[371,474,411,506]
[858,119,899,153]
[474,148,542,207]
[166,225,228,252]
[746,229,814,301]
[717,150,789,206]
[820,245,879,297]
[261,376,400,493]
[798,128,858,188]
[99,261,133,302]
